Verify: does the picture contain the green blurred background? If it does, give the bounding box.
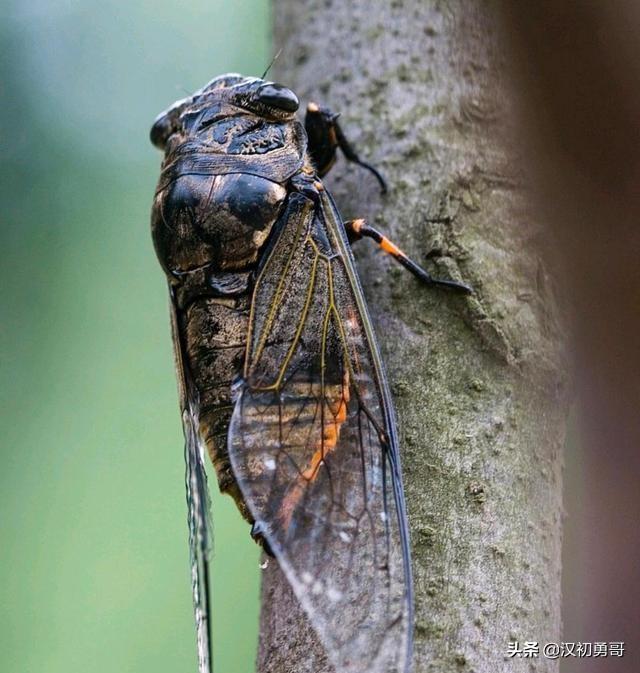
[1,2,269,672]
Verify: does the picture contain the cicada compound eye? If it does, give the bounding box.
[150,112,173,150]
[254,82,299,112]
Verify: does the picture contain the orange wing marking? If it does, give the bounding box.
[279,371,350,527]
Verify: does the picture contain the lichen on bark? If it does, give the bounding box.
[258,2,568,672]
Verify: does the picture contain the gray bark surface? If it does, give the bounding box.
[258,2,568,672]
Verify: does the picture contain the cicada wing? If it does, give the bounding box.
[169,293,214,673]
[229,192,413,673]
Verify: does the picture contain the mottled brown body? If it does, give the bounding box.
[180,296,249,512]
[151,77,306,516]
[152,171,289,515]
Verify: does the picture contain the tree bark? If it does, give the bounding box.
[258,2,568,672]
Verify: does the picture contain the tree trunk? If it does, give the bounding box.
[258,2,568,672]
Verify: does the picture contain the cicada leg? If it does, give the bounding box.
[305,102,387,193]
[345,218,473,294]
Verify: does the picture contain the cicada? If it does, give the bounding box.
[149,73,470,673]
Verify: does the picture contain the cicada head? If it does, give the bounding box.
[150,73,299,152]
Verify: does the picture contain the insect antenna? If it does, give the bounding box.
[261,47,283,80]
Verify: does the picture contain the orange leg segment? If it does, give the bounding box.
[346,218,472,294]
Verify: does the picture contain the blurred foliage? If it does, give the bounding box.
[0,2,269,672]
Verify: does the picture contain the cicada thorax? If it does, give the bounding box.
[151,106,306,518]
[152,171,288,273]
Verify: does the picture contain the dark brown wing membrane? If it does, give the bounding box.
[228,191,413,673]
